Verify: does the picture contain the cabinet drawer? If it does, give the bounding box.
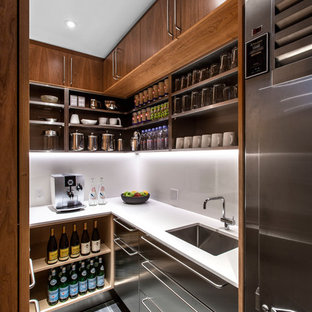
[140,236,238,312]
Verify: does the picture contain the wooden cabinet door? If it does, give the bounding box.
[140,0,173,63]
[116,23,141,79]
[103,51,117,91]
[69,54,103,92]
[175,0,225,36]
[29,43,67,86]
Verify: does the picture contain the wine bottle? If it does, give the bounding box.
[59,225,69,261]
[78,261,88,295]
[47,228,58,265]
[69,264,79,299]
[70,224,80,258]
[81,223,90,256]
[87,259,97,292]
[96,257,105,289]
[91,220,101,253]
[48,269,59,306]
[59,266,69,302]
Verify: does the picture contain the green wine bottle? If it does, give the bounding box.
[78,261,88,295]
[96,257,105,289]
[48,269,59,306]
[87,259,97,292]
[69,264,79,299]
[59,266,69,302]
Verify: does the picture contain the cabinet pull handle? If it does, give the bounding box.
[113,217,136,231]
[115,49,121,79]
[29,258,36,289]
[29,299,40,312]
[112,49,115,79]
[167,0,174,38]
[141,236,227,289]
[271,308,298,312]
[70,57,73,86]
[63,56,66,84]
[174,0,182,32]
[114,237,138,256]
[113,49,118,80]
[142,260,199,312]
[142,297,164,312]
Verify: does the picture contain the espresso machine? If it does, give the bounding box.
[51,174,85,212]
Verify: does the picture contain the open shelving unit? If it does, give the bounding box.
[29,39,238,153]
[29,215,114,312]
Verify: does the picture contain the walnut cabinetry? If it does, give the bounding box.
[29,41,103,93]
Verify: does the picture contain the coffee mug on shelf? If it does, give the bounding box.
[201,134,212,148]
[176,137,184,149]
[109,117,122,126]
[99,117,108,125]
[192,136,202,148]
[223,132,236,146]
[211,133,223,147]
[70,114,80,124]
[183,136,192,149]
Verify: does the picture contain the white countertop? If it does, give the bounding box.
[30,198,238,287]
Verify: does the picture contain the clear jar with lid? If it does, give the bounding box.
[141,109,147,123]
[146,107,151,121]
[43,130,58,150]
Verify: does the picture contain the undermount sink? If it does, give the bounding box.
[167,223,238,256]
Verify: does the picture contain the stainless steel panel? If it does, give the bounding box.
[114,218,140,312]
[140,236,237,312]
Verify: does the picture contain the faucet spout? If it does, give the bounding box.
[202,196,235,230]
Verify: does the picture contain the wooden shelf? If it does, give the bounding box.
[172,146,238,152]
[129,96,169,113]
[30,280,112,312]
[125,117,169,130]
[69,106,128,115]
[69,123,124,130]
[172,67,238,97]
[33,243,111,273]
[172,98,238,119]
[30,100,64,109]
[30,120,64,126]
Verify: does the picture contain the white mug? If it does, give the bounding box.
[192,136,201,148]
[70,114,80,124]
[99,117,108,125]
[201,134,211,148]
[223,132,236,146]
[211,133,223,147]
[176,137,184,149]
[184,136,192,149]
[109,117,121,126]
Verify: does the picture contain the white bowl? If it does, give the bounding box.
[40,95,58,103]
[81,119,97,125]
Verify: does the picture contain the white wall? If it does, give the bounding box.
[30,150,238,221]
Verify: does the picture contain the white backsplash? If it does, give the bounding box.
[30,150,238,221]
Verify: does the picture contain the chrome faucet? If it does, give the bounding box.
[203,196,235,230]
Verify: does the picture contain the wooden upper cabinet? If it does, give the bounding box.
[140,0,173,63]
[175,0,226,36]
[69,54,103,92]
[116,23,141,79]
[103,51,116,91]
[29,43,66,86]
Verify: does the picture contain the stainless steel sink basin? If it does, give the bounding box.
[167,223,238,256]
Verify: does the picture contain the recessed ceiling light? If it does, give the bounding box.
[65,20,76,30]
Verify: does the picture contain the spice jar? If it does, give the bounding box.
[148,87,153,103]
[134,94,139,108]
[139,92,144,106]
[153,84,159,100]
[143,89,148,105]
[132,112,137,125]
[164,79,169,96]
[146,107,151,121]
[158,81,165,98]
[142,109,147,122]
[137,110,142,123]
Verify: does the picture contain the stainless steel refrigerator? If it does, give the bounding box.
[244,1,312,312]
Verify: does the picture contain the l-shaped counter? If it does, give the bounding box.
[30,197,238,287]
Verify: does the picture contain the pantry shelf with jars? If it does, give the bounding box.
[29,39,238,153]
[29,215,114,312]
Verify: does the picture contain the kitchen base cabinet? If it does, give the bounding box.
[113,217,140,312]
[29,215,114,312]
[140,235,238,312]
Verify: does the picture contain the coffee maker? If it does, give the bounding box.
[51,174,85,212]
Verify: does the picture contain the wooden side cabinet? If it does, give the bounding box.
[30,41,104,93]
[29,43,67,87]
